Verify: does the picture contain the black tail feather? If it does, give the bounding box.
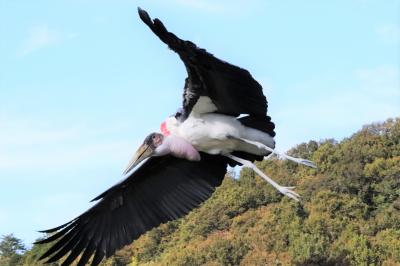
[238,115,275,137]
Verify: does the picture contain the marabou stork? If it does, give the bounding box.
[36,8,316,266]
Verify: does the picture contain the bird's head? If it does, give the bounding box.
[123,132,165,174]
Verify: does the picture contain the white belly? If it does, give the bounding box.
[165,113,275,155]
[181,114,241,135]
[177,114,243,154]
[178,114,244,154]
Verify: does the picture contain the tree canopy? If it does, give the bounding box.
[0,234,26,266]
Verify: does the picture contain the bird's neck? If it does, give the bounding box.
[160,116,180,137]
[160,121,170,136]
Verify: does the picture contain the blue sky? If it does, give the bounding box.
[0,0,399,245]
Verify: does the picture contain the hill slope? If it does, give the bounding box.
[17,118,400,265]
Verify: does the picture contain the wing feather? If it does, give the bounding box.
[38,153,227,266]
[138,8,268,119]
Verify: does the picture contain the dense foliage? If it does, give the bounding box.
[2,118,399,265]
[0,234,26,266]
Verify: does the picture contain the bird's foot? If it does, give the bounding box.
[282,155,317,168]
[277,185,300,201]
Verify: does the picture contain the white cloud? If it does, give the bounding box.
[18,25,78,57]
[375,24,400,44]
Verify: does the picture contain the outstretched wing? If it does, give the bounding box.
[138,8,268,120]
[37,153,227,266]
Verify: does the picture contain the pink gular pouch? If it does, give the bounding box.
[159,121,201,161]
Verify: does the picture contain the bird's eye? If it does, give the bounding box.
[152,135,156,139]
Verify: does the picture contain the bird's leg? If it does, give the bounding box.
[264,152,274,160]
[238,138,317,168]
[225,154,300,201]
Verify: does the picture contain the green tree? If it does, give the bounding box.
[0,234,26,266]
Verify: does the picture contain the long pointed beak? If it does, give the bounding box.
[123,143,154,175]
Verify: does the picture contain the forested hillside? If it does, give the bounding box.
[2,118,399,266]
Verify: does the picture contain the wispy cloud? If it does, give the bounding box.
[18,25,78,57]
[375,24,400,44]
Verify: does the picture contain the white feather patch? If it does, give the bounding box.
[191,96,217,115]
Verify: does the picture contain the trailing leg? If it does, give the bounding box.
[239,138,317,168]
[225,154,300,201]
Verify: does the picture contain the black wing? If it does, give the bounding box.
[37,153,227,266]
[138,8,268,119]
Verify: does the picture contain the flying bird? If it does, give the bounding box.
[37,8,316,266]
